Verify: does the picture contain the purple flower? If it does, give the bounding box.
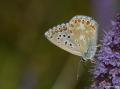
[91,14,120,89]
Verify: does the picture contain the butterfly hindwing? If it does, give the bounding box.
[67,15,98,59]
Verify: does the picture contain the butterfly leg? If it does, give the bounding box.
[96,44,102,48]
[77,59,81,80]
[76,57,85,80]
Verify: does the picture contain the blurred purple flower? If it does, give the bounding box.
[92,0,117,30]
[91,14,120,89]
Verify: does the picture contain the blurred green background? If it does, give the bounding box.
[0,0,116,89]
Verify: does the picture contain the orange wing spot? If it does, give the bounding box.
[70,30,73,33]
[91,25,95,30]
[82,20,84,24]
[74,20,77,23]
[77,19,81,23]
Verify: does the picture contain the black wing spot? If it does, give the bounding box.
[59,35,61,37]
[70,43,72,46]
[63,35,66,37]
[57,37,60,39]
[65,41,67,45]
[70,43,73,48]
[68,36,70,38]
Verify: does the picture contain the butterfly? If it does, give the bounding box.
[45,15,98,61]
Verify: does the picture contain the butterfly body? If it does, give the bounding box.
[45,15,98,60]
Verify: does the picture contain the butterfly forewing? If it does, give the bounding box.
[45,23,83,56]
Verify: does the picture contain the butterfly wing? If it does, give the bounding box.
[45,15,98,60]
[67,15,98,60]
[45,23,83,56]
